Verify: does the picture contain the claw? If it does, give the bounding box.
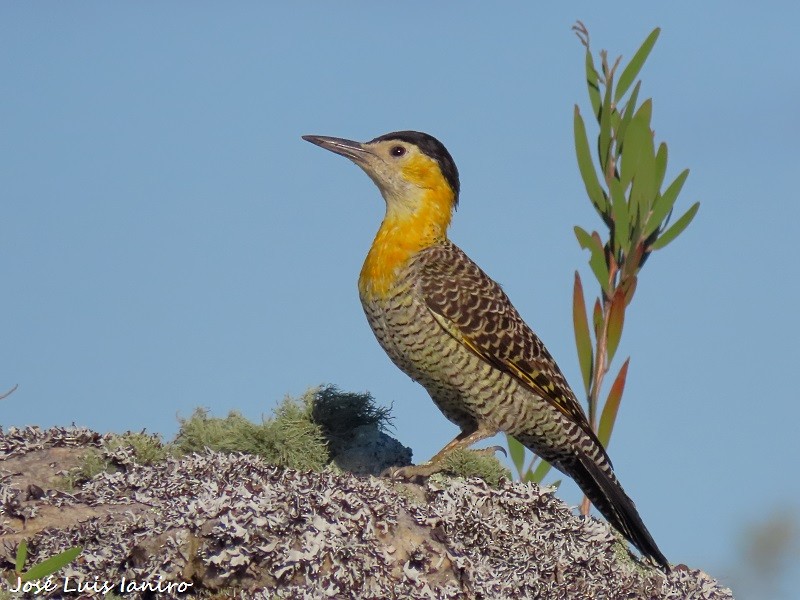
[486,444,508,458]
[380,463,440,482]
[468,445,507,460]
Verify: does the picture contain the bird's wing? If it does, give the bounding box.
[415,241,607,455]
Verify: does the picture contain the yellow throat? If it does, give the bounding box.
[358,159,455,300]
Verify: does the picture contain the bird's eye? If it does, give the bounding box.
[390,145,406,157]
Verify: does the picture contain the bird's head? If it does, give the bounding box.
[303,131,460,233]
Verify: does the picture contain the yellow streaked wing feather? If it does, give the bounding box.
[418,241,606,455]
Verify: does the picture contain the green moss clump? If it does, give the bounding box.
[105,432,173,465]
[173,392,329,471]
[55,449,115,490]
[440,447,512,488]
[269,392,330,469]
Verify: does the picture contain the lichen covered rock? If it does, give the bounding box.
[0,427,733,599]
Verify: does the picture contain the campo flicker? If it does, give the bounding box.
[303,130,669,569]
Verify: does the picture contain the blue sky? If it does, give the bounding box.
[3,3,799,594]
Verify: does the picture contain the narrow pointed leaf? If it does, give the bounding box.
[616,81,641,158]
[598,358,630,447]
[650,201,700,250]
[619,113,645,190]
[585,50,601,119]
[615,28,660,103]
[529,458,553,484]
[574,225,595,250]
[620,101,654,196]
[572,272,593,396]
[606,288,626,364]
[628,214,643,263]
[610,108,621,138]
[622,274,638,306]
[633,98,653,127]
[631,168,655,235]
[654,142,668,194]
[589,243,611,294]
[506,434,526,475]
[631,117,657,225]
[646,168,690,237]
[599,68,615,174]
[593,298,603,340]
[21,547,82,583]
[575,227,610,293]
[574,106,608,216]
[15,540,27,573]
[608,177,629,253]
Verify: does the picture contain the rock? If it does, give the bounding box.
[0,426,734,599]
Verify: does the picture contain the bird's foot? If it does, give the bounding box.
[381,462,442,482]
[381,446,507,482]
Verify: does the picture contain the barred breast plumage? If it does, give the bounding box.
[360,239,610,471]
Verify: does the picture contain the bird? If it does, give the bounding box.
[302,130,669,569]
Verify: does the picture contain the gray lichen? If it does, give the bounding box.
[0,425,733,599]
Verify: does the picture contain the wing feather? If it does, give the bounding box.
[416,241,608,459]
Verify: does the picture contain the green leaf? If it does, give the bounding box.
[506,434,526,476]
[628,216,643,263]
[614,28,660,103]
[574,225,595,250]
[608,177,629,253]
[574,228,610,291]
[654,142,668,195]
[631,165,655,234]
[15,540,27,573]
[633,98,653,127]
[650,201,700,250]
[592,298,603,340]
[529,458,553,484]
[598,358,630,447]
[589,244,611,294]
[631,118,657,227]
[606,288,626,365]
[574,225,590,247]
[620,101,653,192]
[615,81,641,159]
[21,547,82,583]
[574,106,608,216]
[645,168,690,237]
[585,50,601,119]
[610,107,621,139]
[598,67,615,175]
[572,272,593,396]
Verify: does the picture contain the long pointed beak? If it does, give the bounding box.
[302,135,371,163]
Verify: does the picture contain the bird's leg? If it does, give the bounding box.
[383,426,497,480]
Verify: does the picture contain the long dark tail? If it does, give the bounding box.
[565,453,669,569]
